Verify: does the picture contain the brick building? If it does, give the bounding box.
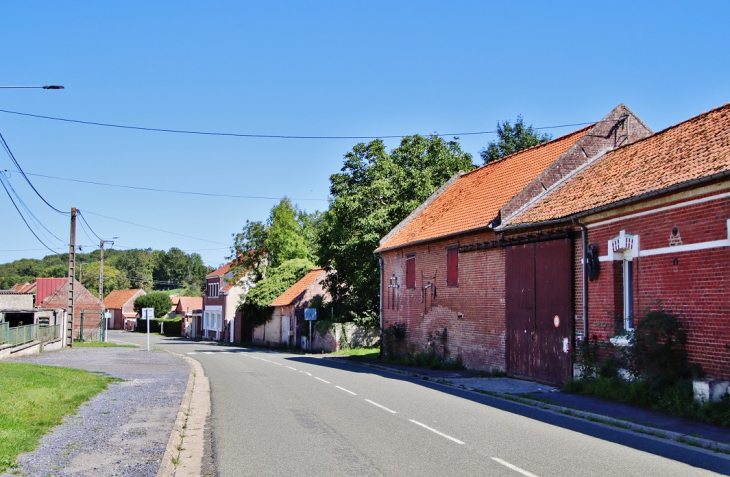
[502,103,730,380]
[103,289,146,330]
[39,279,104,341]
[375,104,652,383]
[254,268,329,349]
[202,259,255,342]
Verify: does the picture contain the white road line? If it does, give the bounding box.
[304,372,312,376]
[365,399,397,414]
[409,420,464,445]
[259,358,271,362]
[187,352,197,355]
[286,366,297,371]
[491,458,539,477]
[315,377,330,384]
[272,362,282,366]
[335,386,357,395]
[204,352,214,355]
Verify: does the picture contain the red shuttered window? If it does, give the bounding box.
[405,254,416,289]
[446,247,458,287]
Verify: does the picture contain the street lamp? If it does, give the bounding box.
[0,85,65,89]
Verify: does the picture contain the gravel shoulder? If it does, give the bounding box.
[2,346,190,477]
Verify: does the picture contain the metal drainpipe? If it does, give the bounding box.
[378,254,384,358]
[572,218,589,341]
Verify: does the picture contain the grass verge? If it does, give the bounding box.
[73,341,137,348]
[332,347,380,359]
[0,363,118,472]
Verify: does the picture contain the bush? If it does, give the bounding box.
[158,318,182,337]
[134,293,173,319]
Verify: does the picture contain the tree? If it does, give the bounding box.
[239,258,315,328]
[480,115,552,164]
[81,263,130,297]
[317,135,475,324]
[230,220,268,282]
[265,198,311,268]
[109,248,154,290]
[134,292,173,319]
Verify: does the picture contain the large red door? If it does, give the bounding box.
[506,239,573,384]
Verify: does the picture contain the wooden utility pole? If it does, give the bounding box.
[66,208,76,347]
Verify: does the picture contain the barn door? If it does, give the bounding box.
[506,239,572,384]
[281,316,291,347]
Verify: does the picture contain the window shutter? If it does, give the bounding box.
[406,255,416,289]
[447,248,458,287]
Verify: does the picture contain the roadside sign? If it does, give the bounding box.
[142,308,154,320]
[304,308,317,321]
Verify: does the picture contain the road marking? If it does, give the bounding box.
[365,399,397,414]
[304,372,312,376]
[272,362,282,366]
[204,352,214,355]
[187,352,197,355]
[286,366,297,371]
[335,386,357,395]
[259,358,271,362]
[409,420,464,445]
[315,377,330,384]
[491,458,539,477]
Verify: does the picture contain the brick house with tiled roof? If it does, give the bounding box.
[375,104,652,383]
[103,289,146,330]
[201,258,256,342]
[39,279,104,341]
[500,103,730,380]
[253,269,329,348]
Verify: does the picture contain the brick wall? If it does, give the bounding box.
[381,229,507,372]
[585,189,730,379]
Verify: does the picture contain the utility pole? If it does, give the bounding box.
[66,208,76,347]
[98,238,117,338]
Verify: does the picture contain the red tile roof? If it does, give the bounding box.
[270,269,326,307]
[103,289,145,309]
[177,297,203,313]
[375,126,592,251]
[509,104,730,225]
[206,261,233,278]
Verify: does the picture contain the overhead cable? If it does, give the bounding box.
[0,108,595,140]
[0,174,60,254]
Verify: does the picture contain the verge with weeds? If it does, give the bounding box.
[0,363,118,472]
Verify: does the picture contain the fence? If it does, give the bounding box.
[0,323,61,347]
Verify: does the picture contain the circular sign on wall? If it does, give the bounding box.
[553,315,560,328]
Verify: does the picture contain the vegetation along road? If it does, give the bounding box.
[115,331,730,476]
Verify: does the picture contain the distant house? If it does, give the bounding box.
[39,279,104,341]
[169,296,181,318]
[202,259,255,342]
[103,289,146,330]
[375,104,652,384]
[176,296,203,338]
[254,269,329,349]
[34,278,68,306]
[9,282,36,294]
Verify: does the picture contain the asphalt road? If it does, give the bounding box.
[111,331,730,476]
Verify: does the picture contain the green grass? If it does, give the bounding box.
[72,341,137,348]
[331,347,380,359]
[0,363,117,472]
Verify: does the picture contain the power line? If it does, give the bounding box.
[11,170,328,202]
[0,131,68,215]
[77,211,103,241]
[0,108,596,140]
[0,174,59,254]
[1,173,67,246]
[81,210,230,246]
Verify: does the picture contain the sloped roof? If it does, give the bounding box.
[10,282,35,293]
[104,289,145,309]
[375,126,592,252]
[508,103,730,225]
[39,279,103,310]
[270,269,326,307]
[206,261,233,278]
[35,278,69,306]
[177,296,202,311]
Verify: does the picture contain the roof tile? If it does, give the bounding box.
[270,269,326,307]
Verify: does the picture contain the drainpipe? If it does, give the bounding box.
[572,218,589,341]
[378,254,384,358]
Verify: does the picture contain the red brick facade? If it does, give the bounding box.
[580,186,730,379]
[39,279,104,341]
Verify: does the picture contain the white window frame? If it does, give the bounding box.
[208,281,219,297]
[608,230,639,332]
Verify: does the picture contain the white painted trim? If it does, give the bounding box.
[598,219,730,261]
[588,191,730,229]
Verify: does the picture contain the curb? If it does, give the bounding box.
[330,357,730,455]
[157,352,211,477]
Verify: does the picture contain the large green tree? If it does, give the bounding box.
[134,292,173,319]
[317,134,475,325]
[480,115,552,164]
[81,263,130,297]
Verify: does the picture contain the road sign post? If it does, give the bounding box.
[142,308,154,352]
[305,308,317,353]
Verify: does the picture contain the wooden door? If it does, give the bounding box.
[506,239,573,384]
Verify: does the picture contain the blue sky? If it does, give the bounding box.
[1,1,728,269]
